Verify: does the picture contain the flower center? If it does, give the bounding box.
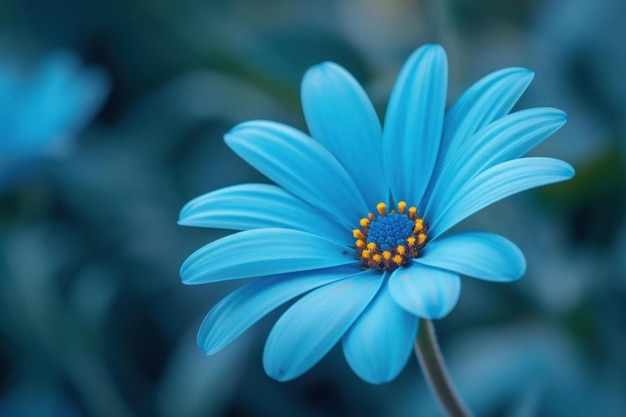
[353,201,428,271]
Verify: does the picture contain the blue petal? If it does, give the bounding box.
[263,269,383,381]
[301,62,386,208]
[430,157,575,238]
[438,67,534,168]
[225,121,368,227]
[342,279,419,384]
[425,108,567,220]
[198,266,359,355]
[179,183,350,244]
[17,51,109,151]
[181,228,357,284]
[383,44,447,205]
[417,231,526,282]
[389,263,461,319]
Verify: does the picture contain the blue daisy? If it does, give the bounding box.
[0,50,109,189]
[179,44,574,384]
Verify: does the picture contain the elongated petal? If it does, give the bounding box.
[389,263,461,319]
[181,228,357,284]
[225,121,368,226]
[301,62,386,207]
[343,280,419,384]
[426,108,567,219]
[178,183,350,244]
[263,270,383,381]
[383,44,447,205]
[417,231,526,282]
[439,67,534,166]
[198,266,359,354]
[430,157,575,238]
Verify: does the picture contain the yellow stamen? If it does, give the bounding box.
[382,251,392,261]
[361,249,370,259]
[353,229,365,240]
[407,236,416,247]
[396,245,406,255]
[355,239,366,248]
[376,202,387,216]
[367,242,377,251]
[360,218,370,228]
[418,233,427,245]
[392,255,403,265]
[408,206,417,220]
[414,218,424,233]
[372,253,382,263]
[397,201,407,214]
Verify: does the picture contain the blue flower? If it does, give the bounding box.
[0,50,110,189]
[179,44,574,384]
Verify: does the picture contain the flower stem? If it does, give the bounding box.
[415,319,473,417]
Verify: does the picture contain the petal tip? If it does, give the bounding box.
[517,67,535,82]
[177,204,194,225]
[303,61,340,79]
[301,61,351,99]
[562,161,576,178]
[263,358,297,382]
[405,43,447,68]
[421,43,445,54]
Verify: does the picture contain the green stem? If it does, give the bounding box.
[415,319,473,417]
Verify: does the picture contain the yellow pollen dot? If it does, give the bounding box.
[418,233,427,245]
[408,206,417,220]
[407,236,416,247]
[362,249,370,259]
[392,255,403,265]
[396,245,406,255]
[376,202,387,216]
[367,242,377,251]
[360,218,370,228]
[397,201,407,214]
[414,218,424,232]
[356,239,366,248]
[372,253,382,263]
[382,251,392,261]
[353,229,365,240]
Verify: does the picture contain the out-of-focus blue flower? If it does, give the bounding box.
[0,50,110,189]
[400,323,626,417]
[179,44,574,384]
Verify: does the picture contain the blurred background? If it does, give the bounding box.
[0,0,625,416]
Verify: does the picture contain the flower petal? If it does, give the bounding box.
[342,279,419,384]
[198,266,358,355]
[383,44,447,205]
[417,231,526,282]
[301,62,386,208]
[181,228,357,284]
[263,269,383,381]
[439,67,534,167]
[425,108,567,220]
[225,121,368,226]
[7,52,109,154]
[430,157,575,238]
[389,263,461,319]
[178,183,350,244]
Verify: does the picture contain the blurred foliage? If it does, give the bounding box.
[0,0,625,416]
